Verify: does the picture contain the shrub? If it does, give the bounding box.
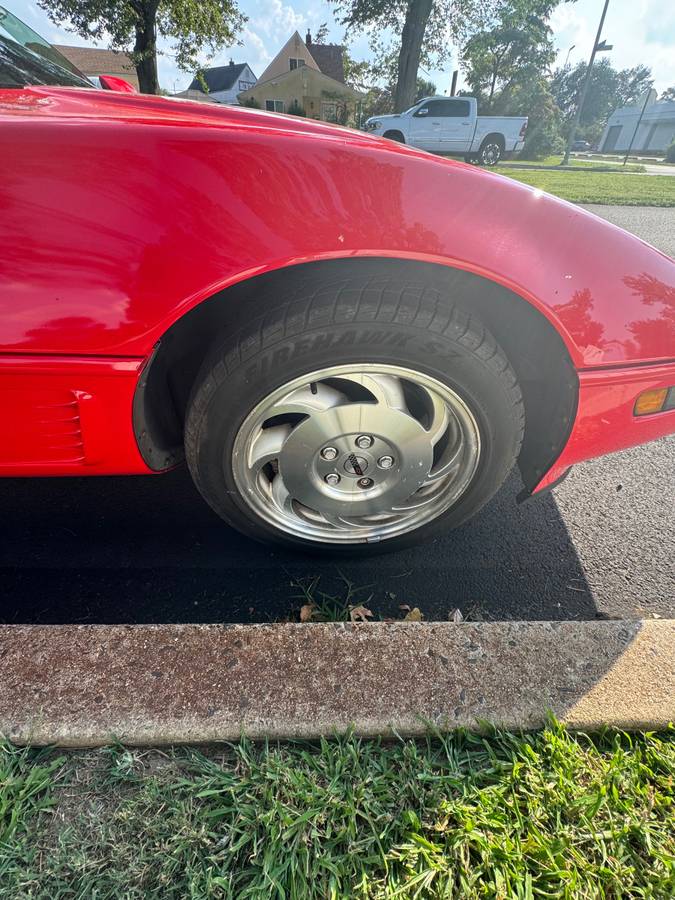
[286,99,306,117]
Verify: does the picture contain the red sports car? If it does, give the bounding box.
[1,8,674,552]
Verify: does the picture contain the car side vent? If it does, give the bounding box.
[2,390,86,466]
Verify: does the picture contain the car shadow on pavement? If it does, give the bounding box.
[0,466,598,625]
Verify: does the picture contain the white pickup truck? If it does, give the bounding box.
[365,96,527,166]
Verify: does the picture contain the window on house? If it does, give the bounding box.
[265,99,284,113]
[289,58,305,70]
[239,80,254,91]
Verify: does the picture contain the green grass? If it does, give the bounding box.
[1,724,674,898]
[500,155,645,173]
[494,166,675,206]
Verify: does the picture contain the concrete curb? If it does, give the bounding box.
[1,621,673,746]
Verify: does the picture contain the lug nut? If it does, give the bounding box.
[325,473,340,486]
[357,477,374,489]
[321,446,338,461]
[356,435,373,449]
[378,455,394,469]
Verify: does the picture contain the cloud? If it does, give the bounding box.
[549,0,675,92]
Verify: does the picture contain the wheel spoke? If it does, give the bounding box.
[272,382,350,417]
[423,439,465,484]
[426,391,450,445]
[247,424,292,470]
[391,482,440,511]
[341,373,408,412]
[271,474,294,515]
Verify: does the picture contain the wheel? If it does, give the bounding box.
[383,130,405,143]
[478,139,503,166]
[185,272,524,552]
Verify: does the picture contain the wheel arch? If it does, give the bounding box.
[383,130,406,143]
[481,131,506,149]
[133,257,579,494]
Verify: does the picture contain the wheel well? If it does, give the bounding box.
[383,130,405,142]
[134,258,578,492]
[481,133,505,149]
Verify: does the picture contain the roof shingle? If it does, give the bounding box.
[188,63,254,94]
[53,45,138,88]
[309,44,345,84]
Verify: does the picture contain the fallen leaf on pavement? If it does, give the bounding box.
[300,603,316,622]
[404,607,423,621]
[350,605,374,622]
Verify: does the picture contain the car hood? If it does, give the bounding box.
[1,86,381,144]
[366,113,402,123]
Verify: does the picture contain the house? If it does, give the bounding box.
[53,45,139,90]
[599,90,675,154]
[183,61,257,104]
[237,30,363,125]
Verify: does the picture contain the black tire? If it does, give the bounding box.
[478,137,504,166]
[185,272,524,553]
[383,130,405,143]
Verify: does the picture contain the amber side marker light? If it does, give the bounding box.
[634,387,675,416]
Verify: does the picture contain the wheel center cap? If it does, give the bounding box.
[343,454,369,476]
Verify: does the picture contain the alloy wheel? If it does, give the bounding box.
[231,364,481,544]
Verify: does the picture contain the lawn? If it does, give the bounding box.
[2,723,673,898]
[494,166,675,206]
[500,155,645,173]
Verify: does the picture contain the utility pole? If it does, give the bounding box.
[561,0,612,165]
[622,88,652,165]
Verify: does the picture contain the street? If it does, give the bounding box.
[2,206,673,625]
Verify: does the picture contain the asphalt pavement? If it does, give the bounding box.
[2,206,673,625]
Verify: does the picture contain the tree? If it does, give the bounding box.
[358,75,437,123]
[462,0,557,109]
[334,0,493,113]
[314,22,330,44]
[659,86,675,103]
[415,77,437,101]
[551,59,653,145]
[461,0,562,157]
[38,0,245,94]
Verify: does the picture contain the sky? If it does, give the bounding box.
[6,0,675,96]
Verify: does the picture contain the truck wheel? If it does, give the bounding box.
[478,138,504,166]
[383,130,405,143]
[185,273,524,553]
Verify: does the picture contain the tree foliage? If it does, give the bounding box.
[461,0,561,157]
[333,0,493,112]
[462,0,556,108]
[38,0,245,94]
[551,58,654,144]
[286,99,306,116]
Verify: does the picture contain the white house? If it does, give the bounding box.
[184,61,257,104]
[599,90,675,154]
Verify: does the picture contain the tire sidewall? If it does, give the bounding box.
[187,317,521,553]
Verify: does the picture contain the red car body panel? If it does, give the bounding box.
[538,361,675,490]
[0,355,147,474]
[1,87,674,487]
